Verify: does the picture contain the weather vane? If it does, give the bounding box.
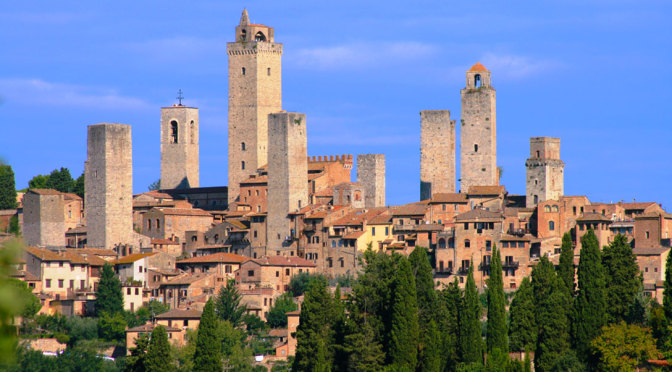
[177,89,184,106]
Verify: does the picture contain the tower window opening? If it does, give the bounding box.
[241,142,246,151]
[474,74,482,88]
[536,150,540,158]
[255,32,266,42]
[241,161,246,170]
[474,144,478,153]
[242,67,246,75]
[240,29,247,41]
[170,120,178,143]
[190,121,195,144]
[267,67,271,76]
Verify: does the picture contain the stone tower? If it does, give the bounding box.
[23,189,65,249]
[85,123,133,250]
[525,137,564,208]
[267,112,308,252]
[160,104,199,189]
[420,110,455,200]
[227,9,283,203]
[460,62,497,192]
[357,154,386,207]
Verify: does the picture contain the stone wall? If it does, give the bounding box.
[460,68,497,192]
[525,137,564,208]
[227,22,283,204]
[161,106,199,189]
[23,190,65,248]
[267,112,308,251]
[420,110,455,199]
[85,123,133,250]
[357,154,386,207]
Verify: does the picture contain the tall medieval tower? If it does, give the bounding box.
[525,137,564,208]
[460,62,497,192]
[357,154,386,207]
[85,123,133,250]
[160,103,199,189]
[227,9,282,204]
[420,110,455,200]
[267,112,308,252]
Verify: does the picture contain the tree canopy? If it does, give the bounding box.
[0,165,18,210]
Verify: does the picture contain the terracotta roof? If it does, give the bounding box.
[72,248,116,256]
[368,213,393,225]
[392,203,428,216]
[269,329,287,338]
[157,208,212,217]
[635,212,662,220]
[576,212,612,222]
[151,238,180,245]
[240,175,268,184]
[251,256,317,267]
[155,309,202,319]
[468,61,488,72]
[455,208,503,222]
[227,220,248,230]
[430,193,468,204]
[415,223,444,232]
[127,323,181,333]
[12,270,39,281]
[499,234,531,242]
[28,189,62,196]
[343,231,366,240]
[331,208,387,226]
[62,193,82,201]
[622,202,656,210]
[286,310,301,315]
[633,246,669,256]
[111,252,156,265]
[177,252,246,264]
[467,185,505,195]
[162,273,214,286]
[140,190,175,199]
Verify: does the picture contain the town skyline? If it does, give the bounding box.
[1,1,670,207]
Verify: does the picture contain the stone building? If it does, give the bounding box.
[85,123,134,250]
[161,104,199,189]
[460,62,497,192]
[420,110,455,199]
[525,137,564,208]
[228,9,282,203]
[333,182,365,208]
[357,154,386,207]
[23,189,66,249]
[266,112,308,252]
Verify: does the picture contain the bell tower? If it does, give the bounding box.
[227,9,283,204]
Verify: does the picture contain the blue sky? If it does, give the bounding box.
[1,1,670,208]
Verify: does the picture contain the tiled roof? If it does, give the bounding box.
[28,189,62,196]
[455,208,503,222]
[127,323,181,333]
[499,234,531,242]
[430,193,467,204]
[633,246,669,256]
[467,185,506,195]
[269,329,287,338]
[155,309,202,319]
[240,175,268,184]
[141,190,175,199]
[368,213,393,225]
[391,203,428,216]
[62,193,82,201]
[468,61,488,72]
[151,238,180,245]
[251,256,317,268]
[576,212,612,222]
[158,208,212,217]
[343,231,366,240]
[111,252,156,265]
[622,202,656,210]
[72,248,116,256]
[177,252,246,264]
[162,273,214,286]
[415,224,444,232]
[332,208,387,226]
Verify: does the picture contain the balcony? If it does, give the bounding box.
[393,224,418,232]
[503,261,520,269]
[507,228,528,237]
[303,225,316,233]
[435,268,453,276]
[479,262,491,271]
[457,266,469,275]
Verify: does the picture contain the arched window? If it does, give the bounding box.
[240,29,247,41]
[464,239,471,248]
[552,205,559,212]
[241,142,246,151]
[438,238,446,249]
[190,121,195,144]
[474,74,482,88]
[354,191,361,201]
[536,150,540,158]
[544,205,551,212]
[213,234,219,242]
[191,236,197,242]
[549,221,555,231]
[474,144,479,152]
[534,195,538,205]
[255,32,266,42]
[170,120,178,143]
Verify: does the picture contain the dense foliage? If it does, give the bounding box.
[0,164,18,210]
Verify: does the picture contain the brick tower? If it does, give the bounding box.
[420,110,455,200]
[357,154,386,207]
[160,101,199,189]
[227,9,283,204]
[267,112,308,253]
[525,137,564,208]
[85,123,133,250]
[460,62,497,192]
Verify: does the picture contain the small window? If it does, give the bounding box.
[464,239,471,248]
[248,270,255,277]
[646,231,650,239]
[255,32,266,42]
[127,288,131,295]
[242,161,246,170]
[58,279,64,288]
[242,67,246,75]
[241,142,246,151]
[549,221,555,231]
[544,205,551,212]
[46,279,51,288]
[267,67,271,76]
[474,74,482,88]
[170,120,178,143]
[474,144,478,152]
[552,205,559,212]
[536,150,540,158]
[372,227,376,236]
[276,271,279,277]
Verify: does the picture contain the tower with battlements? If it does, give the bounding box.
[526,137,564,208]
[460,62,497,192]
[267,112,308,253]
[357,154,386,207]
[420,110,455,200]
[85,123,134,250]
[227,9,283,203]
[161,103,199,189]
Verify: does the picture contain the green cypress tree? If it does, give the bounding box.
[345,318,385,372]
[215,279,247,327]
[95,263,123,316]
[409,246,442,371]
[442,278,462,371]
[193,299,222,372]
[0,165,18,210]
[663,242,672,321]
[508,277,536,353]
[557,232,575,294]
[533,257,570,372]
[460,263,483,365]
[486,244,507,353]
[602,234,641,324]
[125,333,149,372]
[388,256,419,370]
[331,285,348,372]
[574,229,606,364]
[145,325,173,371]
[418,319,442,372]
[293,278,334,371]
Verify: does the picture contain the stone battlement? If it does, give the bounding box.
[307,155,353,163]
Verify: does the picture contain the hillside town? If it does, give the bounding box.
[1,8,670,372]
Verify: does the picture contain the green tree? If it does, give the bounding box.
[135,299,170,325]
[97,311,127,341]
[148,179,161,191]
[266,292,298,328]
[664,240,672,320]
[95,263,123,316]
[602,234,641,324]
[388,255,419,370]
[289,272,327,297]
[7,278,40,319]
[591,322,659,371]
[293,278,334,371]
[557,232,575,294]
[533,257,570,372]
[46,167,75,193]
[345,319,384,372]
[574,229,606,364]
[460,263,483,365]
[486,244,507,353]
[28,174,49,190]
[146,325,173,371]
[74,172,85,198]
[8,215,19,236]
[125,333,149,372]
[508,277,536,353]
[193,299,222,372]
[442,278,462,370]
[215,279,247,327]
[0,165,17,209]
[409,246,442,371]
